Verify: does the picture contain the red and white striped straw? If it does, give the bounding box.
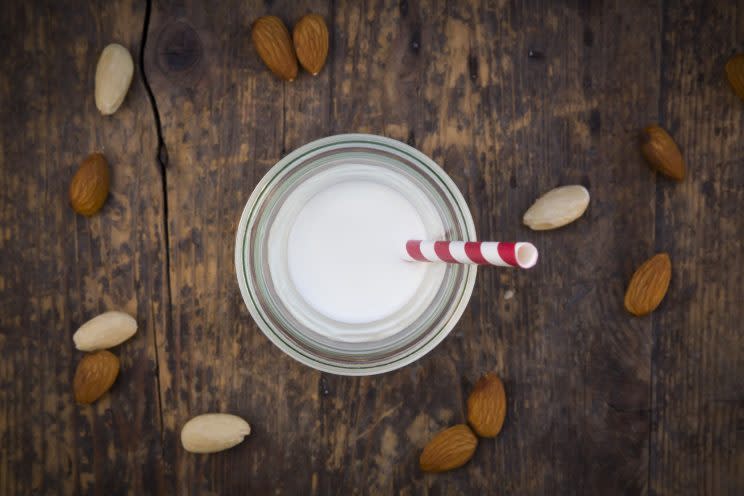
[404,241,538,269]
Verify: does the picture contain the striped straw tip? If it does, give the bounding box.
[513,242,538,268]
[405,240,538,269]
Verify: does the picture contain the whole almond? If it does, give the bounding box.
[624,253,672,317]
[73,311,137,351]
[69,153,110,216]
[293,14,329,76]
[523,185,590,230]
[252,16,298,81]
[467,373,506,438]
[419,424,478,473]
[181,413,252,453]
[73,351,120,404]
[640,125,685,181]
[95,43,134,115]
[725,53,744,102]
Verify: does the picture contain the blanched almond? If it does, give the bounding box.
[73,311,137,351]
[95,43,134,115]
[523,185,590,230]
[181,413,251,453]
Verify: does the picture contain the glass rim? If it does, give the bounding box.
[235,134,477,375]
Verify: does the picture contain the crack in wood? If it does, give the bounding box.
[139,0,169,464]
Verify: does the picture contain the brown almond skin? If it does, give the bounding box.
[293,14,329,76]
[73,351,120,404]
[467,373,506,438]
[725,53,744,102]
[69,153,110,216]
[252,16,298,81]
[640,125,685,181]
[624,253,672,317]
[419,424,478,473]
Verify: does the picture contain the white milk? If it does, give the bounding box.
[288,180,430,324]
[268,164,446,341]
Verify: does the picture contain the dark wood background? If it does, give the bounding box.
[1,0,742,494]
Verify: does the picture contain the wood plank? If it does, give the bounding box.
[651,2,744,494]
[351,0,660,493]
[0,0,167,494]
[144,1,315,493]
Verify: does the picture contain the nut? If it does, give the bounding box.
[725,53,744,102]
[69,153,110,216]
[523,185,590,230]
[640,125,685,181]
[624,253,672,317]
[95,43,134,115]
[73,351,120,404]
[73,311,137,351]
[419,424,478,473]
[252,16,298,81]
[293,14,329,76]
[181,413,252,453]
[467,373,506,438]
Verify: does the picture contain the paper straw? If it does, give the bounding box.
[404,241,538,269]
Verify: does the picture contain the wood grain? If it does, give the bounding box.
[0,0,167,494]
[1,0,742,494]
[651,2,744,495]
[145,1,312,493]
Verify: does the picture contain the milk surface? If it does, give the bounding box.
[287,180,431,324]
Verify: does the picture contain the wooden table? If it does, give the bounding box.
[1,0,742,494]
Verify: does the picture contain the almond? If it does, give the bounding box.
[523,185,590,230]
[73,311,137,351]
[181,413,252,453]
[419,424,478,473]
[725,53,744,102]
[624,253,672,317]
[73,351,120,404]
[69,153,110,216]
[293,14,329,76]
[467,373,506,438]
[640,125,685,181]
[95,43,134,115]
[252,16,298,81]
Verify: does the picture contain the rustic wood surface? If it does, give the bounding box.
[1,0,742,494]
[0,1,168,494]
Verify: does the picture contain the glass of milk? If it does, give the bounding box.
[235,134,476,375]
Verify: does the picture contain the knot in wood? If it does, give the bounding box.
[157,20,202,74]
